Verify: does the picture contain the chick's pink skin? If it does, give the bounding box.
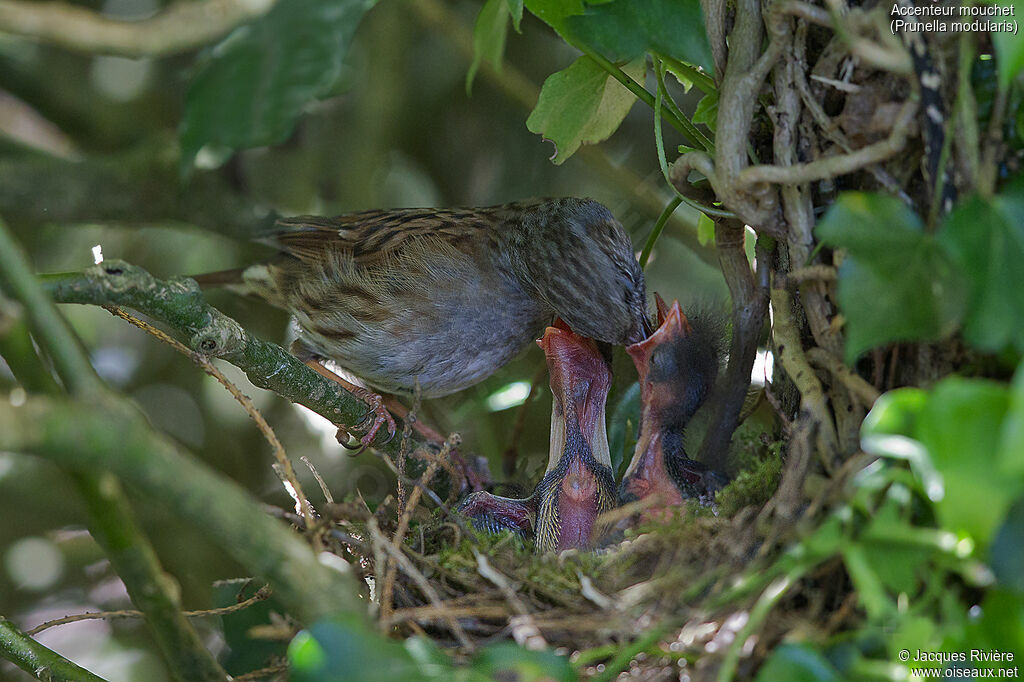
[537,322,614,551]
[537,321,611,446]
[620,299,691,512]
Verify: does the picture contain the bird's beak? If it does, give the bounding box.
[533,323,616,551]
[621,294,727,516]
[619,298,692,510]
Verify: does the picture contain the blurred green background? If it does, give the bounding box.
[0,0,727,678]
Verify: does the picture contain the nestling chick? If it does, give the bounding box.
[458,322,617,552]
[196,198,648,443]
[619,297,727,512]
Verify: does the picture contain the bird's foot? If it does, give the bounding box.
[303,359,396,449]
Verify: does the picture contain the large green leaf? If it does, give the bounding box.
[915,378,1018,547]
[937,181,1024,352]
[180,0,377,169]
[526,56,644,164]
[567,0,713,73]
[816,193,964,362]
[863,376,1024,548]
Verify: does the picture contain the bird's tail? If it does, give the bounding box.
[190,267,247,289]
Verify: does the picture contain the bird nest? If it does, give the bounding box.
[289,433,855,680]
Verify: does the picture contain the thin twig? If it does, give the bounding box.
[103,306,317,532]
[0,0,277,57]
[368,518,474,650]
[28,585,271,636]
[473,550,547,650]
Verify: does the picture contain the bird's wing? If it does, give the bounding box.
[264,208,495,265]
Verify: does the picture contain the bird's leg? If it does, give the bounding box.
[379,397,445,444]
[303,359,397,447]
[382,397,492,493]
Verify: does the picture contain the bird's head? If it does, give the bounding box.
[534,321,616,551]
[510,198,649,346]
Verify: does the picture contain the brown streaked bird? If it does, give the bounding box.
[458,322,617,552]
[195,198,649,445]
[619,297,727,513]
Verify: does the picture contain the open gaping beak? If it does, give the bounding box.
[533,322,617,552]
[458,322,616,551]
[619,296,723,512]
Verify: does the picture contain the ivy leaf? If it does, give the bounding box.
[523,0,585,37]
[916,378,1018,548]
[506,0,524,31]
[692,91,718,130]
[816,193,964,362]
[180,0,377,171]
[467,0,511,93]
[992,0,1024,87]
[526,56,644,164]
[567,0,713,73]
[937,180,1024,353]
[289,616,435,681]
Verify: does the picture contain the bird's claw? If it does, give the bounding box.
[335,393,397,452]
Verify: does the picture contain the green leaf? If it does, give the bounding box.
[916,377,1018,547]
[861,500,929,594]
[523,0,585,37]
[816,193,965,362]
[289,616,439,681]
[937,181,1024,353]
[506,0,525,31]
[692,91,718,130]
[567,0,713,73]
[755,643,841,682]
[467,0,510,94]
[526,56,644,164]
[842,542,895,620]
[992,0,1024,87]
[470,643,574,681]
[180,0,377,169]
[696,212,715,246]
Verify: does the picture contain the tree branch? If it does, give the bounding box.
[0,0,277,57]
[41,260,417,455]
[0,221,228,680]
[0,395,365,624]
[0,616,106,682]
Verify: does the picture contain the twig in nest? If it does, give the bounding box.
[27,585,271,635]
[380,433,460,634]
[102,306,318,533]
[370,445,476,540]
[301,456,334,504]
[473,550,548,650]
[367,517,474,650]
